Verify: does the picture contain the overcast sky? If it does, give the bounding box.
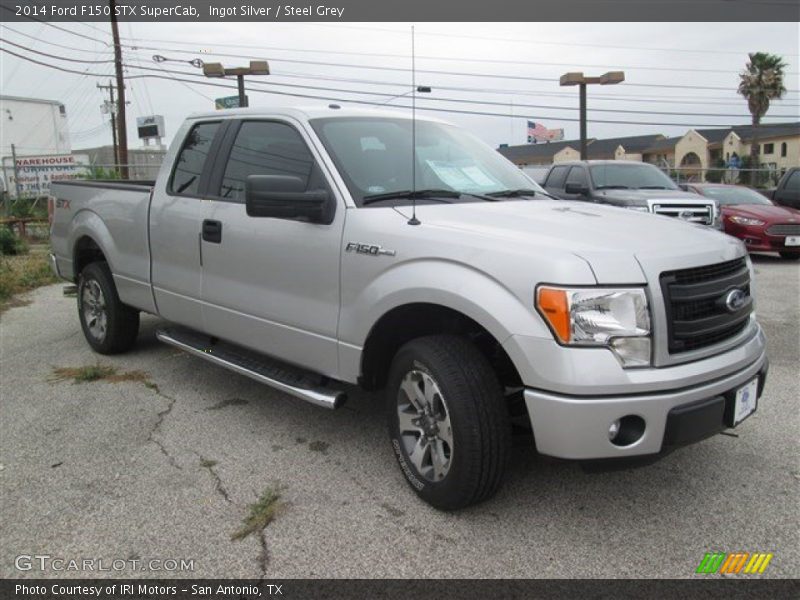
[1,21,798,155]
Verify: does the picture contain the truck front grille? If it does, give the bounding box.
[766,223,800,236]
[660,257,752,354]
[651,202,715,225]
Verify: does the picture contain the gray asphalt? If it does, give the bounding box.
[0,254,797,579]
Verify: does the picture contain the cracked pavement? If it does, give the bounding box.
[0,255,797,578]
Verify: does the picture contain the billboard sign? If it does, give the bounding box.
[2,154,91,198]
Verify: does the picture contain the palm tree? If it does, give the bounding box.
[737,52,787,185]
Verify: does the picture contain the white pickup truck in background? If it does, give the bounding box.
[49,106,768,509]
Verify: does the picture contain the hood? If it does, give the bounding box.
[393,200,743,283]
[722,203,800,222]
[597,188,710,206]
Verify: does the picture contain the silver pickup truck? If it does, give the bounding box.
[50,106,768,510]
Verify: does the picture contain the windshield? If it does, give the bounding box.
[589,163,679,190]
[697,186,773,206]
[310,117,546,206]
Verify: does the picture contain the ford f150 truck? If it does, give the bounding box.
[49,106,768,510]
[543,160,721,227]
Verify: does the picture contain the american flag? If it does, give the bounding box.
[527,121,547,142]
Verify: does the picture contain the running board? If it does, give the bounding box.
[155,327,346,409]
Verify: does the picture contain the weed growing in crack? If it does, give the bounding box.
[231,485,284,541]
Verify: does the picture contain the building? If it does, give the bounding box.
[498,122,800,182]
[641,122,800,179]
[0,95,71,159]
[498,134,665,166]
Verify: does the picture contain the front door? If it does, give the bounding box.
[199,119,344,378]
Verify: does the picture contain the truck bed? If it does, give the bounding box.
[50,179,156,313]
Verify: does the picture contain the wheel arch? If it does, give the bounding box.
[358,302,522,392]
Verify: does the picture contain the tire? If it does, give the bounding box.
[77,261,140,354]
[779,252,800,261]
[386,334,511,510]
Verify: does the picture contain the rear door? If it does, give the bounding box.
[198,118,344,378]
[149,119,225,330]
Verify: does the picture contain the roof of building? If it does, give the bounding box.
[497,139,584,162]
[584,134,665,158]
[0,95,64,106]
[643,137,683,153]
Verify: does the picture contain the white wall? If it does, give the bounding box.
[0,97,71,159]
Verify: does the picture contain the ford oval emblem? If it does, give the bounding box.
[724,289,747,312]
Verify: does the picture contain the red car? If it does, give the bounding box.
[684,183,800,261]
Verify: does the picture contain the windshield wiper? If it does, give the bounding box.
[362,188,461,206]
[595,185,629,190]
[486,188,552,199]
[362,188,501,205]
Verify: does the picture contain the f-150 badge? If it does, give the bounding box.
[345,242,396,257]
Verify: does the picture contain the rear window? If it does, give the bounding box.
[545,166,569,188]
[170,122,220,196]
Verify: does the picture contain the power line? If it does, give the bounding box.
[8,39,791,121]
[14,16,799,94]
[4,46,795,130]
[1,37,115,63]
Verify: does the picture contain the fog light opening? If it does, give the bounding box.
[609,415,646,447]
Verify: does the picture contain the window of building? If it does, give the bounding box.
[170,121,221,196]
[219,121,315,202]
[763,143,774,155]
[781,142,787,158]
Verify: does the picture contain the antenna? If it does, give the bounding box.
[408,25,421,226]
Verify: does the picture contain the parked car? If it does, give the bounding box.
[766,166,800,210]
[543,160,719,227]
[49,107,767,510]
[683,183,800,260]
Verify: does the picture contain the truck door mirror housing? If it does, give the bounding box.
[565,182,589,196]
[245,175,333,224]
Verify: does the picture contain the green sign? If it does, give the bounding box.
[215,96,247,110]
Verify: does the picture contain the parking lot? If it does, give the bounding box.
[0,254,797,579]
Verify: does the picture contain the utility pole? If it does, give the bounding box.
[97,81,120,174]
[10,143,21,202]
[109,0,129,178]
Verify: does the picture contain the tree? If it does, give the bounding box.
[737,52,787,185]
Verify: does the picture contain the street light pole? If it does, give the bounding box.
[560,71,625,160]
[202,61,270,108]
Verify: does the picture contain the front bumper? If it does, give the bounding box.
[523,348,768,460]
[725,223,800,253]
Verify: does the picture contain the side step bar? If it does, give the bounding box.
[156,327,346,410]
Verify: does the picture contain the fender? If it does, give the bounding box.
[337,258,554,383]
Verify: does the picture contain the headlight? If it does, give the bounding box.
[625,206,650,212]
[536,287,651,367]
[729,215,765,226]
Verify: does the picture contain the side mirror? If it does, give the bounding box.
[245,175,332,224]
[565,182,589,196]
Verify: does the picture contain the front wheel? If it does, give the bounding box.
[779,252,800,261]
[386,335,511,510]
[77,262,140,354]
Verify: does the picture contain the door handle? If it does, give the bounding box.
[202,219,222,243]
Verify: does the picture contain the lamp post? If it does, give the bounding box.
[559,71,625,159]
[202,61,270,108]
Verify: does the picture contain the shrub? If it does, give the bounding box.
[0,228,28,256]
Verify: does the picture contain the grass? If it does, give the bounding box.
[0,249,58,313]
[50,363,152,386]
[231,485,284,541]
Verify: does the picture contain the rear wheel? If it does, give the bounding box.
[77,262,140,354]
[386,335,511,510]
[779,252,800,261]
